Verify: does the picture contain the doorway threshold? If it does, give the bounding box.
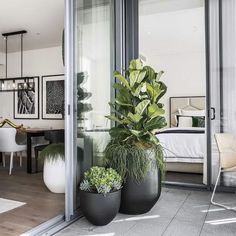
[20,212,83,236]
[163,181,209,191]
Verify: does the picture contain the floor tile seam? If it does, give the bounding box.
[119,221,139,236]
[160,191,191,236]
[198,201,211,236]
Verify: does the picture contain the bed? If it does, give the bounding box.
[156,96,206,174]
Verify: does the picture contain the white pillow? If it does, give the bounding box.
[178,109,205,117]
[178,116,192,127]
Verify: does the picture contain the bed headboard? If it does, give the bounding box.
[169,96,206,127]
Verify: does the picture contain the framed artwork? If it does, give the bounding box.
[42,74,65,120]
[14,76,40,119]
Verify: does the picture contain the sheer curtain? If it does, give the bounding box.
[220,0,236,186]
[76,0,113,130]
[222,0,236,135]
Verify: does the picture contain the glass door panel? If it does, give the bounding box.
[75,0,114,204]
[210,0,236,188]
[139,0,207,186]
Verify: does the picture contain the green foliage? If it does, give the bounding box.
[80,166,122,195]
[104,141,164,181]
[105,59,167,145]
[39,143,64,163]
[105,59,167,181]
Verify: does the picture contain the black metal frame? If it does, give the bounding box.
[124,0,139,66]
[0,30,33,92]
[205,0,212,190]
[41,74,65,120]
[13,76,40,119]
[219,0,224,133]
[125,0,212,190]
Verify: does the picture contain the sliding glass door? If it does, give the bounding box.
[139,0,207,186]
[67,0,114,216]
[209,0,236,189]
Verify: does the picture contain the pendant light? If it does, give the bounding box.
[0,30,35,92]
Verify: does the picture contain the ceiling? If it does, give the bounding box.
[140,0,203,15]
[0,0,64,53]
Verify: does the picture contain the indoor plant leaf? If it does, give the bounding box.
[114,71,130,90]
[135,100,150,115]
[127,112,143,123]
[144,116,167,131]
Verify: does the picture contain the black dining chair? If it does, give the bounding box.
[34,129,64,173]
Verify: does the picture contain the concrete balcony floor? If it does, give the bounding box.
[56,188,236,236]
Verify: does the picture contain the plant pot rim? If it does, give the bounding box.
[79,189,121,195]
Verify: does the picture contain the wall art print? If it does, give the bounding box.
[14,77,39,119]
[42,74,64,120]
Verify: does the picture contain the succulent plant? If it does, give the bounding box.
[79,166,122,195]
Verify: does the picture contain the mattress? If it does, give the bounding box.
[156,127,205,163]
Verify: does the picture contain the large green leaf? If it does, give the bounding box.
[129,59,143,70]
[144,116,167,131]
[132,83,143,97]
[137,70,146,83]
[148,103,165,119]
[148,132,160,146]
[144,66,156,81]
[127,112,143,123]
[146,83,155,101]
[105,115,124,124]
[118,87,132,103]
[135,100,150,115]
[115,92,132,107]
[156,81,167,101]
[146,83,163,103]
[156,71,164,81]
[130,129,144,137]
[153,84,164,103]
[113,83,128,91]
[114,71,130,90]
[130,70,139,87]
[115,99,133,107]
[109,127,131,139]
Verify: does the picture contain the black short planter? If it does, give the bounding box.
[80,189,121,226]
[119,165,161,215]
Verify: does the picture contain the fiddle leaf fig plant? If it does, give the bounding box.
[104,59,167,180]
[106,59,167,146]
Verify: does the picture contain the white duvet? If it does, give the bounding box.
[156,127,206,163]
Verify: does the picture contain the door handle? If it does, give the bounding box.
[211,107,216,120]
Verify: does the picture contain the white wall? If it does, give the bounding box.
[0,46,64,128]
[140,7,206,126]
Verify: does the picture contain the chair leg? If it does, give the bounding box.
[9,152,14,175]
[211,166,236,210]
[35,149,38,173]
[19,152,22,167]
[2,152,5,167]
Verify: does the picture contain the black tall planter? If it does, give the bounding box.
[80,190,121,226]
[119,165,161,215]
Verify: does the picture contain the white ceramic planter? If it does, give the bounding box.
[43,156,65,193]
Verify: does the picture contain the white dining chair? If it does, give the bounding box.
[211,133,236,209]
[0,128,26,175]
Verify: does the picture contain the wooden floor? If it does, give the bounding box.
[0,157,64,236]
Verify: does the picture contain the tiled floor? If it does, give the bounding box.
[56,188,236,236]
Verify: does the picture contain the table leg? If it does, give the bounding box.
[0,152,2,164]
[27,134,32,173]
